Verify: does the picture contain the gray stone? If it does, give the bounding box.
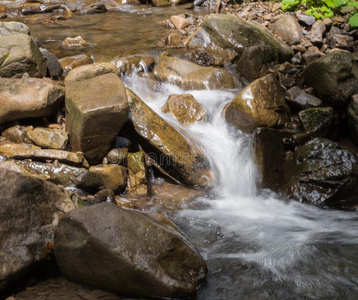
[310,21,326,45]
[298,14,316,26]
[285,86,322,109]
[54,203,207,298]
[0,21,30,36]
[39,47,63,78]
[0,168,77,292]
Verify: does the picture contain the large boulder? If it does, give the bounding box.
[347,94,358,145]
[269,15,303,45]
[65,73,128,164]
[224,74,290,133]
[0,168,77,292]
[186,14,293,66]
[304,50,358,106]
[0,78,64,125]
[162,94,206,125]
[280,138,358,209]
[126,89,212,188]
[54,203,208,298]
[0,34,46,78]
[154,55,235,90]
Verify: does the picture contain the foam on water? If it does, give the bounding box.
[124,74,358,299]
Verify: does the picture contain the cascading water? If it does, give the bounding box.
[124,73,358,299]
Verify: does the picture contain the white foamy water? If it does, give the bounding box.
[124,74,358,299]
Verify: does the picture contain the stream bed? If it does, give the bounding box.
[12,3,358,300]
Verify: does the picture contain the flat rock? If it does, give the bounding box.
[285,86,323,109]
[65,73,128,164]
[0,77,64,125]
[126,89,212,188]
[65,62,119,82]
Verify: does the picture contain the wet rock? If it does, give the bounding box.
[152,0,171,6]
[0,21,30,36]
[304,50,358,106]
[0,78,64,124]
[224,74,290,133]
[154,55,235,90]
[0,168,77,292]
[298,14,316,26]
[126,89,212,187]
[94,188,115,203]
[127,152,148,196]
[39,47,63,78]
[63,36,88,48]
[54,203,207,298]
[170,15,189,29]
[2,125,31,144]
[89,164,127,191]
[347,94,358,145]
[27,127,68,150]
[112,55,155,76]
[285,86,323,109]
[81,2,107,14]
[59,54,94,74]
[65,62,118,82]
[106,148,128,165]
[187,14,293,65]
[236,44,278,82]
[310,21,326,45]
[166,32,182,47]
[0,34,46,78]
[21,4,67,15]
[65,73,128,164]
[280,138,358,209]
[270,15,303,45]
[162,94,206,125]
[0,144,89,167]
[0,159,101,189]
[185,50,217,66]
[298,107,337,138]
[253,127,295,191]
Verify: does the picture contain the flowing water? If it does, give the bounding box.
[18,4,358,299]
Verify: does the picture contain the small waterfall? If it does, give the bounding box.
[124,74,358,299]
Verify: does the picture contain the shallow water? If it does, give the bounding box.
[17,4,358,299]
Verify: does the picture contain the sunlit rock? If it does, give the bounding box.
[127,152,148,196]
[0,21,30,36]
[59,54,94,74]
[65,73,128,164]
[63,36,88,48]
[0,168,78,292]
[65,62,119,82]
[162,94,206,125]
[0,77,64,125]
[54,203,208,298]
[0,34,46,77]
[224,74,290,133]
[154,55,235,90]
[89,164,127,191]
[126,89,212,188]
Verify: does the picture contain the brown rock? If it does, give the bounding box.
[63,36,88,48]
[127,152,148,196]
[2,125,31,144]
[270,15,303,45]
[89,164,127,191]
[0,78,64,125]
[126,89,212,188]
[170,15,189,30]
[162,94,206,125]
[59,54,94,74]
[65,62,119,82]
[224,74,290,133]
[65,73,128,164]
[27,127,68,150]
